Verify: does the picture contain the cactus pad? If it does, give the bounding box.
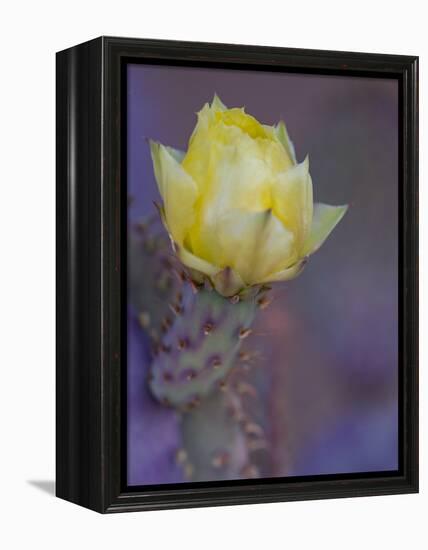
[149,282,257,409]
[178,389,249,481]
[128,221,179,343]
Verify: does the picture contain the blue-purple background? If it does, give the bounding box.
[127,63,398,485]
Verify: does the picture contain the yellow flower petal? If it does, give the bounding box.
[211,93,227,111]
[164,146,185,163]
[175,243,220,278]
[258,258,307,284]
[149,97,348,293]
[251,213,297,283]
[272,156,313,248]
[185,125,275,264]
[275,120,297,165]
[183,100,291,193]
[216,108,268,139]
[303,203,348,255]
[182,99,222,192]
[215,209,295,285]
[149,141,198,245]
[187,94,227,148]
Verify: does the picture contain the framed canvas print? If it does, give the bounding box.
[56,36,418,513]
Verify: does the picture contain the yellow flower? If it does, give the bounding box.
[150,95,347,296]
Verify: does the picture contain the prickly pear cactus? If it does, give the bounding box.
[129,217,269,482]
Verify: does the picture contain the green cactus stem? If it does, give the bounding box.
[149,281,257,410]
[129,216,271,482]
[177,389,249,481]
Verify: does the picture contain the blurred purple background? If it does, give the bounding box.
[127,63,398,484]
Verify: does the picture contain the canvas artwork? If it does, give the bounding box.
[126,64,398,486]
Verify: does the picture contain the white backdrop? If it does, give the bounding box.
[0,1,424,548]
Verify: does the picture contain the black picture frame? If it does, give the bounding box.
[56,36,418,513]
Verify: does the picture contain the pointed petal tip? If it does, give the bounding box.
[148,138,158,152]
[275,120,297,164]
[257,258,307,284]
[196,101,211,117]
[302,154,309,169]
[330,203,349,221]
[212,93,227,110]
[276,120,286,132]
[303,202,349,256]
[149,139,167,160]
